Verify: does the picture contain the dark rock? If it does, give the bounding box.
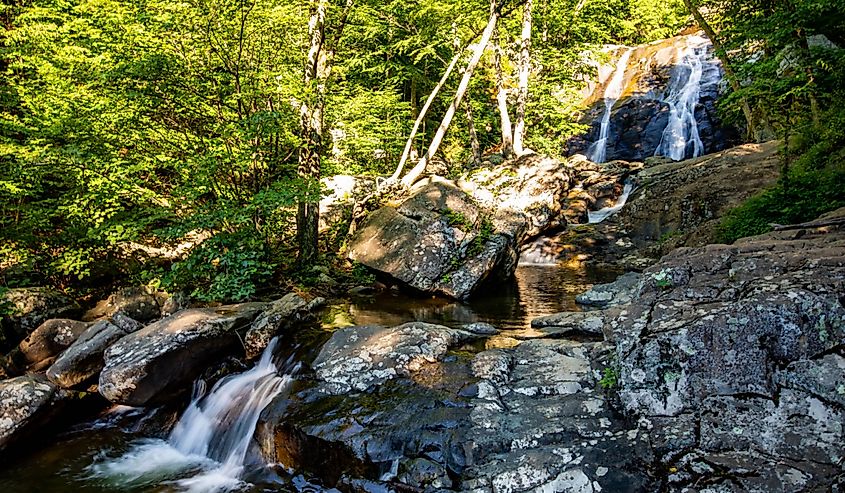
[83,287,161,322]
[530,311,606,338]
[159,292,190,317]
[98,303,265,405]
[1,288,80,351]
[47,313,143,388]
[16,319,91,369]
[244,294,323,359]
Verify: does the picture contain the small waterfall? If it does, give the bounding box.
[587,47,634,163]
[654,36,720,160]
[89,338,297,493]
[587,181,634,224]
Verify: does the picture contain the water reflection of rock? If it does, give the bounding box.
[328,265,620,336]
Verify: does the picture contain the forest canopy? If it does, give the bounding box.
[1,0,843,301]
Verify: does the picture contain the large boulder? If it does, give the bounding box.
[82,287,162,322]
[0,288,80,351]
[243,294,324,359]
[46,314,143,389]
[459,153,573,238]
[0,376,59,452]
[541,208,845,490]
[4,319,92,373]
[348,179,519,300]
[258,324,655,491]
[98,303,265,405]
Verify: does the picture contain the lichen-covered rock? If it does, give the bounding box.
[604,209,845,488]
[98,303,265,405]
[15,319,91,370]
[530,311,606,338]
[46,314,143,388]
[0,376,58,452]
[312,322,476,393]
[1,288,80,351]
[348,179,518,300]
[243,294,324,359]
[574,272,641,308]
[83,287,161,322]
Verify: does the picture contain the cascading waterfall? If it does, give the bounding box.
[587,180,634,224]
[654,36,721,160]
[586,47,634,163]
[88,338,297,493]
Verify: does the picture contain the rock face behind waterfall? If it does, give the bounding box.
[568,34,740,162]
[348,156,572,299]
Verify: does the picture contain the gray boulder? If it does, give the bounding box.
[575,272,641,308]
[530,310,606,338]
[46,314,143,388]
[348,179,518,300]
[0,376,58,452]
[98,303,265,405]
[83,287,161,322]
[607,210,845,489]
[243,294,324,359]
[1,288,80,351]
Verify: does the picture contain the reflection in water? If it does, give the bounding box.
[330,265,620,332]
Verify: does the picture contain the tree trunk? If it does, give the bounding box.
[512,0,532,155]
[465,100,481,166]
[682,0,759,142]
[297,0,353,266]
[494,27,513,158]
[389,49,463,182]
[400,8,500,188]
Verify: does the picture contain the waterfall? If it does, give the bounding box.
[654,36,720,160]
[586,47,634,163]
[88,338,296,493]
[587,181,634,224]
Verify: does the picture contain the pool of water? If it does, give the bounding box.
[0,264,618,492]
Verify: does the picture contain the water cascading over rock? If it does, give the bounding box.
[570,33,739,162]
[89,338,296,493]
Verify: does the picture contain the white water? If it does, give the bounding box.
[587,47,634,163]
[654,36,721,160]
[89,339,296,493]
[587,181,634,224]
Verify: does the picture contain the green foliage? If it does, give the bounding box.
[467,217,494,257]
[718,101,845,244]
[442,208,471,229]
[599,366,619,389]
[162,231,275,303]
[351,261,377,285]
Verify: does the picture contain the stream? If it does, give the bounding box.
[0,264,618,493]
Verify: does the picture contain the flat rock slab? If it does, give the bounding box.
[312,322,477,394]
[98,303,265,406]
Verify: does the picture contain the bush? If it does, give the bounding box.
[162,231,276,303]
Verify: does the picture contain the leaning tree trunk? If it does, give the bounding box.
[400,8,500,188]
[389,49,463,183]
[512,0,532,155]
[494,27,514,158]
[682,0,759,142]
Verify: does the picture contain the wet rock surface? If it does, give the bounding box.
[259,322,655,491]
[98,302,265,405]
